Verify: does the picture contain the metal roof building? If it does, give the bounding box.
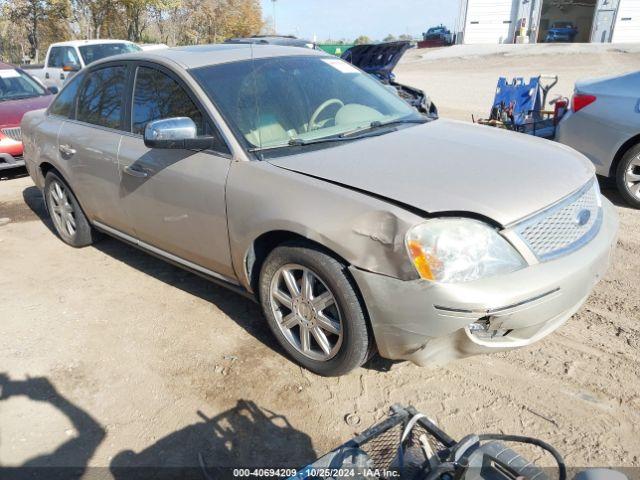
[454,0,640,44]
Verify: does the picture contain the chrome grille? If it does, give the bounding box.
[1,127,21,142]
[514,179,602,261]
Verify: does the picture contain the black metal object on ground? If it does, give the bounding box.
[291,404,566,480]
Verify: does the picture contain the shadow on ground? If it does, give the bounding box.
[21,185,283,357]
[0,373,316,480]
[0,166,28,182]
[597,175,631,209]
[110,399,316,479]
[0,373,105,480]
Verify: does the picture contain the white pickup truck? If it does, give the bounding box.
[22,39,141,90]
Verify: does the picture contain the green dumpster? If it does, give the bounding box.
[317,44,355,56]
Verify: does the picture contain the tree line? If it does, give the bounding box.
[0,0,263,63]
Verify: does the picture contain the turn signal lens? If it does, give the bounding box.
[407,240,437,281]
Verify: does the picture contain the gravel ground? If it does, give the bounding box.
[1,45,639,475]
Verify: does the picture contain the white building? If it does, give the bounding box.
[455,0,640,44]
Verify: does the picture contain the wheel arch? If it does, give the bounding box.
[39,162,91,220]
[245,229,351,296]
[609,133,640,178]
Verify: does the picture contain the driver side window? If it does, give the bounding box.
[132,66,228,153]
[132,66,204,135]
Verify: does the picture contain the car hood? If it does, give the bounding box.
[268,119,595,226]
[0,95,53,129]
[341,41,411,79]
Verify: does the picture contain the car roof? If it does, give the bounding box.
[226,36,313,47]
[92,43,327,70]
[49,39,135,48]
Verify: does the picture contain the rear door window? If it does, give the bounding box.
[76,65,127,130]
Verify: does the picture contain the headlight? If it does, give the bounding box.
[406,218,526,283]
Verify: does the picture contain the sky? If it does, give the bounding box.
[259,0,461,42]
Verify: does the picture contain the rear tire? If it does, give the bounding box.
[44,171,100,247]
[259,241,370,376]
[615,143,640,209]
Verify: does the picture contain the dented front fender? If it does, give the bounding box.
[226,160,423,292]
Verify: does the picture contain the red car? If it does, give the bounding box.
[1,62,56,171]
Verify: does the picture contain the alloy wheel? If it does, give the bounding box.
[48,180,77,238]
[624,154,640,199]
[269,263,343,361]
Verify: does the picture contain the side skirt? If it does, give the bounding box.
[92,221,256,302]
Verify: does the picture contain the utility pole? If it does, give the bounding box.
[272,0,277,34]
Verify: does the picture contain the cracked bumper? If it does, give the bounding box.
[350,198,619,366]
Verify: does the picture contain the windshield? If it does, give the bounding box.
[0,68,47,102]
[191,55,422,151]
[552,22,573,28]
[78,43,142,65]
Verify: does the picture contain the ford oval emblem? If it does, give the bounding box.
[576,209,591,226]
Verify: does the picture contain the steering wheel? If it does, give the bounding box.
[309,99,345,131]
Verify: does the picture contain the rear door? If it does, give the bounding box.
[56,63,131,233]
[117,63,235,279]
[464,0,515,44]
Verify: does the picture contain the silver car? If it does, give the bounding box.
[556,70,640,208]
[21,45,618,376]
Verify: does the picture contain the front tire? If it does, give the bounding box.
[44,171,99,247]
[259,242,370,376]
[616,143,640,209]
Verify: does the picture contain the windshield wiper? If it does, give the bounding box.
[339,117,428,138]
[248,129,394,153]
[247,117,428,154]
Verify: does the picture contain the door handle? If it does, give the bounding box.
[124,165,149,178]
[59,144,76,157]
[45,72,50,79]
[60,73,65,80]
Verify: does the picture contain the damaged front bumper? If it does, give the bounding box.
[350,198,619,366]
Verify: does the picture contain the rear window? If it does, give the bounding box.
[78,43,141,65]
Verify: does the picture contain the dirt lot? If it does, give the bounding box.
[1,45,639,475]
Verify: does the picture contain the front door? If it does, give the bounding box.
[45,46,81,89]
[118,64,235,280]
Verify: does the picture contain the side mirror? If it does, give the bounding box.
[62,62,80,72]
[143,117,214,150]
[48,86,59,95]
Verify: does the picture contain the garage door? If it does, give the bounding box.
[612,0,640,42]
[464,0,515,44]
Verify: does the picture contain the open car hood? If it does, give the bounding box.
[341,41,411,80]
